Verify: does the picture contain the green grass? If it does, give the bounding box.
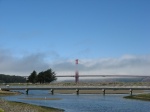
[124,93,150,101]
[0,108,4,112]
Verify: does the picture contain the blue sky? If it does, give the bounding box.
[0,0,150,77]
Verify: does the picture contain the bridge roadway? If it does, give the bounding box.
[1,86,150,90]
[1,86,150,95]
[23,75,150,78]
[56,75,150,77]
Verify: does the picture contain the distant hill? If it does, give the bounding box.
[0,74,26,83]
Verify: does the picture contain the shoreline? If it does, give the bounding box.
[0,90,21,96]
[124,93,150,101]
[0,90,64,112]
[0,98,64,112]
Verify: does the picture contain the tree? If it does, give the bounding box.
[43,69,57,83]
[28,70,37,83]
[37,69,57,83]
[0,74,26,83]
[28,69,57,84]
[36,71,44,84]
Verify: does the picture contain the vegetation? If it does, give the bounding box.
[124,93,150,101]
[0,74,26,83]
[49,82,150,87]
[0,98,64,112]
[28,70,37,83]
[0,108,4,112]
[28,69,57,83]
[0,68,56,84]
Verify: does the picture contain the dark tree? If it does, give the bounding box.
[0,74,26,83]
[27,69,57,84]
[43,69,57,83]
[28,70,37,83]
[37,71,44,83]
[36,69,57,83]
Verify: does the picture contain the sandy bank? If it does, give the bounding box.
[0,90,20,96]
[0,98,64,112]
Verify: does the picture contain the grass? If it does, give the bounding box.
[0,108,4,112]
[124,93,150,101]
[1,82,150,87]
[0,99,64,112]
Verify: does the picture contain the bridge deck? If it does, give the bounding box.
[56,75,150,77]
[1,86,150,91]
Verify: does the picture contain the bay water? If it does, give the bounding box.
[2,90,150,112]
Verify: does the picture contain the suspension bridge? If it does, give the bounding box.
[22,59,150,83]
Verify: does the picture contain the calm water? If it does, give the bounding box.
[2,90,150,112]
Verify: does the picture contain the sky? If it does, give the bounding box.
[0,0,150,77]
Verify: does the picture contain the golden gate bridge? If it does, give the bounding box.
[23,59,150,83]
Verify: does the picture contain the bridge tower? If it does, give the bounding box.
[75,59,79,83]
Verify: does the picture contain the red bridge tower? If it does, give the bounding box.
[75,59,79,83]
